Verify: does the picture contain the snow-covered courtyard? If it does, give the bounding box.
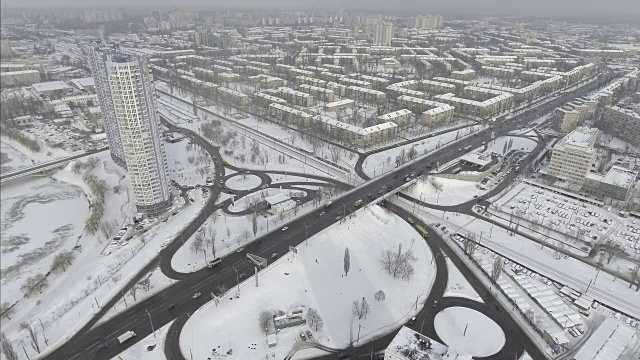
[179,205,436,360]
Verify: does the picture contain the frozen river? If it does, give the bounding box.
[0,177,89,304]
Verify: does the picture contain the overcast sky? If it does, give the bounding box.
[2,0,639,17]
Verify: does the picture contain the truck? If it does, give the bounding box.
[354,199,363,207]
[117,331,136,344]
[207,258,222,268]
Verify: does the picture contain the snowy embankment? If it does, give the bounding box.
[115,320,173,360]
[362,125,486,178]
[179,205,436,360]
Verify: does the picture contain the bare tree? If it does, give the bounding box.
[492,256,504,282]
[20,322,40,353]
[379,244,416,279]
[129,285,139,301]
[352,299,363,319]
[344,247,351,276]
[407,145,418,161]
[252,212,258,237]
[258,310,274,334]
[306,308,324,332]
[216,284,228,296]
[190,234,205,260]
[208,230,217,258]
[0,333,18,360]
[21,274,48,297]
[374,290,386,301]
[0,302,13,320]
[241,229,251,243]
[428,177,444,192]
[50,251,75,273]
[361,297,370,319]
[463,234,476,257]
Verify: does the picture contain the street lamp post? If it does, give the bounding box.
[234,267,240,293]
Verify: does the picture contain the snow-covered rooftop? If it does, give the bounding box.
[31,81,72,93]
[601,166,638,189]
[559,127,599,148]
[385,326,467,360]
[573,317,635,360]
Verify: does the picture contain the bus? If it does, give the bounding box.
[415,225,429,238]
[354,199,363,207]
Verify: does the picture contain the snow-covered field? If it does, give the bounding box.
[180,205,436,360]
[434,307,505,357]
[403,176,487,206]
[164,138,213,188]
[225,174,262,190]
[444,258,482,302]
[362,125,486,178]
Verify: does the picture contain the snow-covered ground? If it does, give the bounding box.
[444,258,482,302]
[433,307,505,357]
[599,133,640,154]
[362,125,486,178]
[481,136,538,155]
[225,174,262,191]
[1,141,34,173]
[164,138,213,188]
[179,205,436,360]
[115,320,172,360]
[403,176,487,206]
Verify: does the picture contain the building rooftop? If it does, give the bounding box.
[559,127,599,148]
[32,81,72,93]
[601,166,638,189]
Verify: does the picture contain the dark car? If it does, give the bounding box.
[96,343,109,352]
[338,354,350,360]
[168,304,177,310]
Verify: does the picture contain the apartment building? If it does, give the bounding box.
[277,87,314,107]
[555,107,580,134]
[548,127,600,186]
[599,105,640,147]
[373,21,393,47]
[90,44,172,215]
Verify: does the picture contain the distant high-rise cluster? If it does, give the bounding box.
[89,44,172,215]
[410,15,444,29]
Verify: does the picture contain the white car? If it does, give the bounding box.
[192,292,201,299]
[281,227,289,231]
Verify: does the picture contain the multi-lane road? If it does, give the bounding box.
[43,71,616,360]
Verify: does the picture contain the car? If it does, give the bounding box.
[236,247,245,253]
[336,216,342,221]
[319,211,326,216]
[192,292,201,299]
[408,316,416,325]
[300,332,306,340]
[432,301,438,308]
[368,193,373,198]
[168,304,176,310]
[441,226,446,231]
[434,223,441,228]
[239,272,246,279]
[96,343,109,352]
[271,253,278,259]
[281,226,289,231]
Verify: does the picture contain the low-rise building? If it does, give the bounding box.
[268,103,313,127]
[298,84,335,102]
[346,86,386,104]
[584,166,638,201]
[31,81,74,99]
[324,99,354,112]
[0,70,41,87]
[548,127,600,186]
[555,107,580,134]
[313,117,397,148]
[377,109,413,128]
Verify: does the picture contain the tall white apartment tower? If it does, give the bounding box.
[89,44,172,215]
[374,21,393,46]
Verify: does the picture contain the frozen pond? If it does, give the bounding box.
[0,177,89,304]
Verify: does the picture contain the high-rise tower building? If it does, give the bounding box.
[374,21,393,46]
[89,44,172,215]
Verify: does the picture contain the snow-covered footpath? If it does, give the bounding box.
[180,205,436,360]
